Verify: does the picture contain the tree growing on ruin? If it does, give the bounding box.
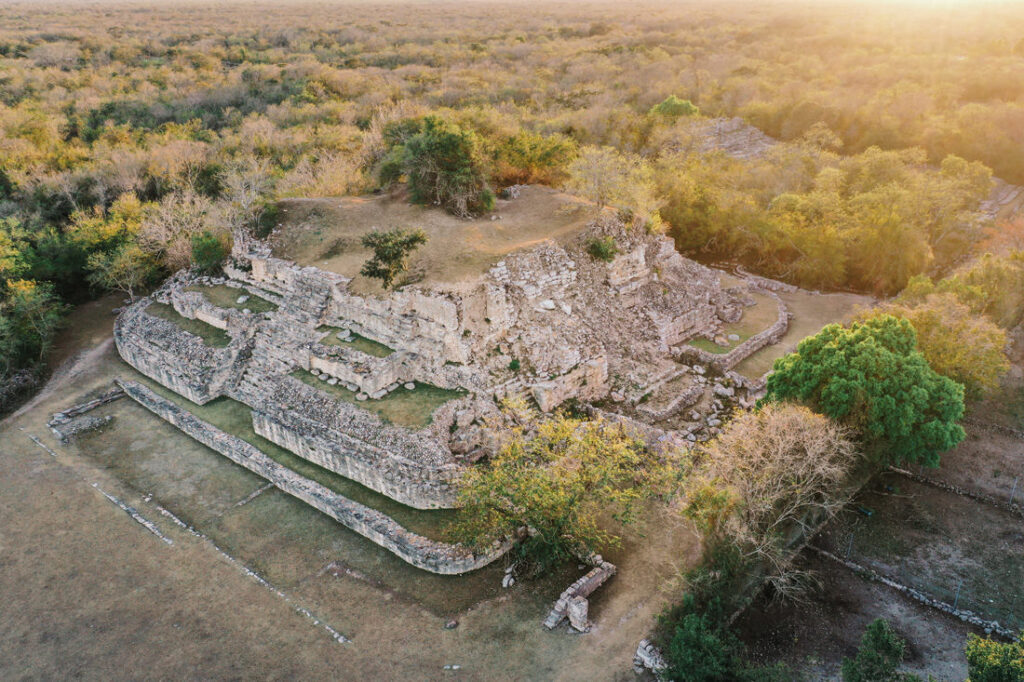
[451,413,671,573]
[762,315,965,468]
[359,227,428,290]
[681,403,856,600]
[380,116,495,218]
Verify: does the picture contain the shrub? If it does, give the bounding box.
[965,633,1024,682]
[665,611,738,682]
[587,235,619,262]
[841,619,917,682]
[650,95,700,118]
[359,227,427,290]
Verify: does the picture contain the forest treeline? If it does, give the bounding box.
[2,0,1024,407]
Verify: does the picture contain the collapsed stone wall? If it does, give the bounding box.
[120,380,507,574]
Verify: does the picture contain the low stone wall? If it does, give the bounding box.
[678,294,789,372]
[543,560,617,631]
[734,266,799,293]
[810,546,1017,640]
[119,380,507,575]
[48,386,123,442]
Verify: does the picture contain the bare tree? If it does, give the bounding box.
[682,403,857,600]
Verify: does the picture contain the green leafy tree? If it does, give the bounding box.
[841,619,919,682]
[450,413,668,572]
[650,95,700,118]
[966,633,1024,682]
[0,217,31,284]
[665,611,738,682]
[190,230,228,275]
[762,315,965,467]
[0,279,66,369]
[384,116,494,217]
[359,227,427,290]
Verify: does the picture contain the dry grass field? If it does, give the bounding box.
[272,186,597,294]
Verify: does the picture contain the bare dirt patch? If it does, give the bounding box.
[270,186,597,294]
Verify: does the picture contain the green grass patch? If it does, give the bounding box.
[689,337,738,355]
[292,369,463,429]
[146,302,231,348]
[186,284,278,313]
[316,325,394,358]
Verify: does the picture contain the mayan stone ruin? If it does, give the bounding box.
[114,191,790,573]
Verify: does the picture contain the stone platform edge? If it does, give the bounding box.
[118,379,508,575]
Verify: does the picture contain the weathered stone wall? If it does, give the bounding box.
[120,380,506,574]
[114,303,244,405]
[530,357,609,412]
[250,374,461,509]
[679,294,790,373]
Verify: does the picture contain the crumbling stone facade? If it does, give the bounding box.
[115,200,782,570]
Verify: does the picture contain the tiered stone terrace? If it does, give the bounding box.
[115,195,786,571]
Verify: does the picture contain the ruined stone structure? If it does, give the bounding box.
[115,200,779,572]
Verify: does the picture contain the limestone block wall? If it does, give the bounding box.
[489,242,577,299]
[328,289,468,365]
[120,380,505,574]
[114,304,242,405]
[648,306,720,348]
[252,409,459,509]
[606,245,650,293]
[530,357,609,412]
[680,294,790,372]
[248,374,463,509]
[308,347,403,395]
